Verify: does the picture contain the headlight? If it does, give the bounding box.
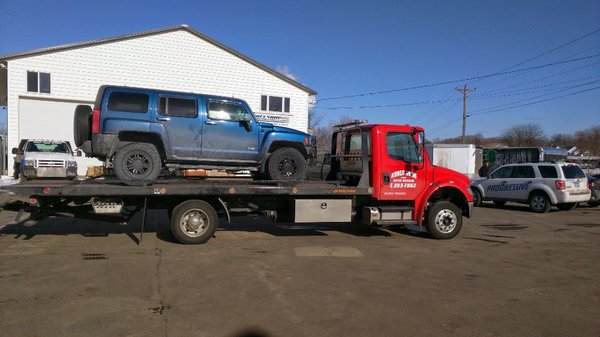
[24,159,35,167]
[67,160,78,168]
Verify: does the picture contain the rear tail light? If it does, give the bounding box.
[91,108,101,134]
[555,180,566,190]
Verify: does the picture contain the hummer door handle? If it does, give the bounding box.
[157,117,171,122]
[205,121,217,125]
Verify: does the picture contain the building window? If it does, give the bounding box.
[261,95,290,113]
[27,71,51,93]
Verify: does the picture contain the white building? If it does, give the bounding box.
[0,25,317,175]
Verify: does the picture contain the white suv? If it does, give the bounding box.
[471,162,591,213]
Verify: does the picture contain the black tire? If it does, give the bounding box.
[557,202,578,211]
[528,192,551,213]
[472,188,482,207]
[267,147,307,181]
[588,201,599,207]
[170,200,218,244]
[113,143,162,186]
[74,105,92,147]
[493,201,507,207]
[425,201,463,240]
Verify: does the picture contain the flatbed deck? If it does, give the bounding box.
[4,178,373,197]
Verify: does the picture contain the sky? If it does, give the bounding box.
[0,0,599,140]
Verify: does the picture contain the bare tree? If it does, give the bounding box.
[549,133,575,148]
[574,125,600,156]
[500,123,546,147]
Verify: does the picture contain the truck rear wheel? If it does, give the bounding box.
[114,143,162,186]
[425,201,462,239]
[74,105,92,147]
[170,200,218,244]
[528,192,551,213]
[267,147,307,181]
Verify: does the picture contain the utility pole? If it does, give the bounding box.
[456,85,476,144]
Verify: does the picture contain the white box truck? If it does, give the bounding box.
[426,144,483,179]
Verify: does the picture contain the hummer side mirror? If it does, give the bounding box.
[242,113,253,132]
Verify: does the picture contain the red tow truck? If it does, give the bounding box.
[4,121,474,244]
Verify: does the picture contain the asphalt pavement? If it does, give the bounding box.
[0,196,599,337]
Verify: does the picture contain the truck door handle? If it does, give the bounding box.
[383,173,390,185]
[157,117,171,122]
[205,121,217,125]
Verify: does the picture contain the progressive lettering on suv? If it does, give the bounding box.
[74,86,316,185]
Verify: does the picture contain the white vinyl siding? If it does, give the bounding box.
[5,30,311,175]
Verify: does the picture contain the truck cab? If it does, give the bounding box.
[328,121,474,238]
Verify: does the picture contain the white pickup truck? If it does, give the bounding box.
[12,139,79,181]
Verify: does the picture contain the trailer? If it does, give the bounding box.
[426,143,483,179]
[4,122,474,244]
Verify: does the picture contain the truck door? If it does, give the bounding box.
[156,94,202,159]
[377,131,428,200]
[201,99,260,162]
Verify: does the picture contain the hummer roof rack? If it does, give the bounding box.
[333,120,368,129]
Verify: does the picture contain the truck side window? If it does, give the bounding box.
[386,133,419,163]
[538,165,558,178]
[159,97,197,117]
[208,102,246,121]
[490,166,513,179]
[511,166,535,178]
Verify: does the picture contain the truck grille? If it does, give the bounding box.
[37,159,65,168]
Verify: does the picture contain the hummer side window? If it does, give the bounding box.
[107,92,149,113]
[208,102,247,121]
[159,97,197,117]
[386,133,420,163]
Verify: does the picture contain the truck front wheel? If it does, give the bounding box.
[425,201,463,239]
[267,147,307,181]
[170,200,218,244]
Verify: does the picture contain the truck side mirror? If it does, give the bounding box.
[75,150,83,157]
[242,113,253,132]
[11,147,18,155]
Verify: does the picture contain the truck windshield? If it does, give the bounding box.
[27,142,70,153]
[386,133,420,163]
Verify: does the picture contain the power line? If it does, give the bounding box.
[467,28,600,86]
[316,53,600,102]
[315,75,600,110]
[427,85,600,137]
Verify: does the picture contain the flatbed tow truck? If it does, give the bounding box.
[3,122,474,244]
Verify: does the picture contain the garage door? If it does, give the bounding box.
[19,97,102,176]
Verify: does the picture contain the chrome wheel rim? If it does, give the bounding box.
[278,157,297,177]
[531,195,546,211]
[125,152,150,176]
[434,209,457,234]
[179,208,210,237]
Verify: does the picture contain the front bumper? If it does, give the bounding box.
[22,167,77,179]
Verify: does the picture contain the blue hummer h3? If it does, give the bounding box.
[74,86,316,185]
